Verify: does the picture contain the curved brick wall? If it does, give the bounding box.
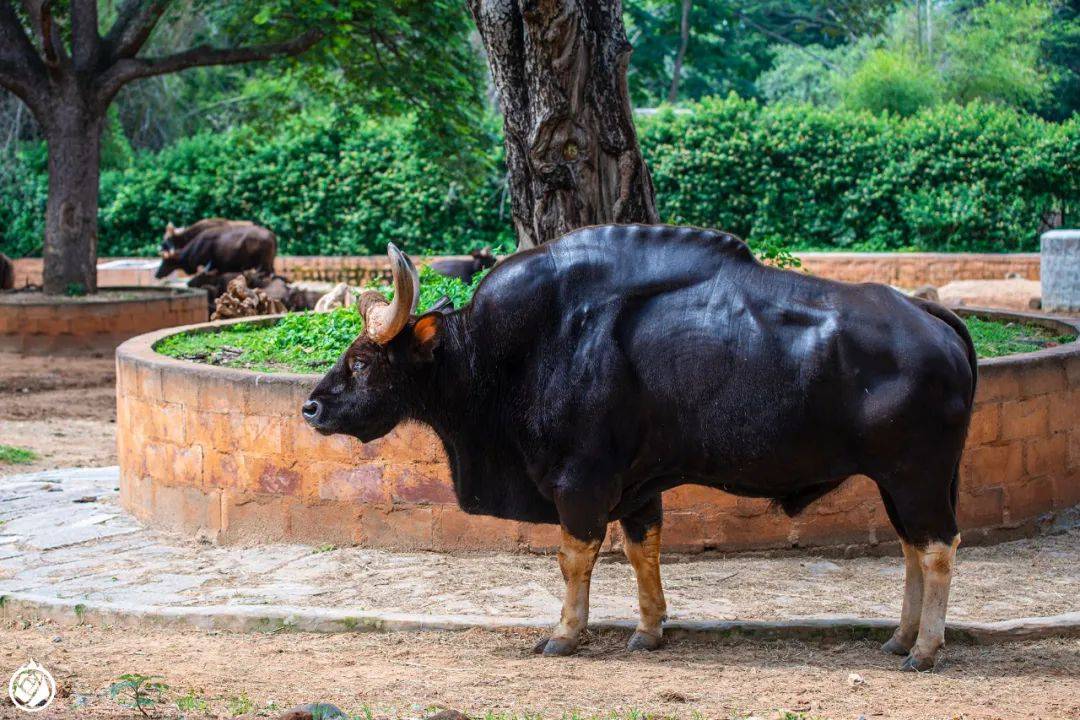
[12,252,1042,289]
[0,287,207,356]
[117,309,1080,553]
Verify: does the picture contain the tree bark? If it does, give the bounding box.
[41,84,103,294]
[468,0,658,250]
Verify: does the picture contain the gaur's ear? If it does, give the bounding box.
[410,312,441,361]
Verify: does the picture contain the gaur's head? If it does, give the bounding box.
[471,247,496,271]
[162,222,181,248]
[303,244,444,442]
[155,247,181,278]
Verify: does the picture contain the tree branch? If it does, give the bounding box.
[96,29,323,103]
[103,0,173,59]
[71,0,101,70]
[0,0,47,112]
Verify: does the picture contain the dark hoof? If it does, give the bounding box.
[900,653,936,672]
[882,637,911,656]
[627,630,663,651]
[533,636,577,656]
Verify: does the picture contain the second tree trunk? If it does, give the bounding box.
[469,0,659,250]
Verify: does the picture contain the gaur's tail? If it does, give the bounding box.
[906,297,978,405]
[911,298,977,518]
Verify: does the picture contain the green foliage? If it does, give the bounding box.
[965,316,1076,358]
[640,96,1080,252]
[108,674,169,718]
[155,268,482,373]
[840,49,942,116]
[3,97,1076,260]
[942,0,1052,109]
[88,111,513,259]
[0,445,37,464]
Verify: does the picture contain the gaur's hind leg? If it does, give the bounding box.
[878,490,923,656]
[904,535,960,671]
[620,496,667,651]
[876,465,961,672]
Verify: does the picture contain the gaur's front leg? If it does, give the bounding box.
[534,470,611,657]
[620,495,667,651]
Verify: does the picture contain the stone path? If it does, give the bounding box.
[2,467,1078,636]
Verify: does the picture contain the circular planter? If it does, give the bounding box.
[0,286,208,356]
[117,309,1080,553]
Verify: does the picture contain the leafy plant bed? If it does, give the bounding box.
[156,296,1077,373]
[155,267,484,372]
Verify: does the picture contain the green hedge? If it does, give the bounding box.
[641,97,1080,252]
[2,98,1077,258]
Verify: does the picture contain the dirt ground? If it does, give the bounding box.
[0,353,117,474]
[2,352,1079,720]
[1,621,1077,720]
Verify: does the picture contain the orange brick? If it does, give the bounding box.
[1018,360,1068,397]
[221,492,289,542]
[976,366,1021,403]
[1004,476,1055,524]
[359,506,433,550]
[314,463,387,504]
[518,521,562,552]
[286,501,361,545]
[1048,391,1080,433]
[962,442,1023,487]
[390,467,456,504]
[203,449,244,490]
[965,403,1001,446]
[432,507,519,551]
[1000,397,1049,441]
[1024,433,1068,477]
[957,485,1004,530]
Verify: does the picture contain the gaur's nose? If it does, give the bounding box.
[302,399,322,423]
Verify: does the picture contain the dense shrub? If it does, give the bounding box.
[641,97,1080,252]
[2,98,1077,257]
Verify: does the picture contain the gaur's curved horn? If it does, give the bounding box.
[359,243,419,344]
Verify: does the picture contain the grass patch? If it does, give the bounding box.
[155,266,485,373]
[965,316,1074,358]
[0,445,37,465]
[156,270,1075,373]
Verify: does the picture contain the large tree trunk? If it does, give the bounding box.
[41,88,102,295]
[468,0,658,250]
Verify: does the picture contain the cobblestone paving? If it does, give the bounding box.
[1,467,1077,624]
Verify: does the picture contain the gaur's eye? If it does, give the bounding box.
[352,358,366,373]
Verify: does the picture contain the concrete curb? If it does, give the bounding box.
[3,593,1078,645]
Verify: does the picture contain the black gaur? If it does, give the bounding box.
[303,225,974,671]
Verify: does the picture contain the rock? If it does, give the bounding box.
[911,285,939,301]
[273,703,348,720]
[425,711,471,720]
[937,279,1041,312]
[315,282,355,312]
[804,560,842,575]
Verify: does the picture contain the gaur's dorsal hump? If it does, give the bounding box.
[556,223,755,262]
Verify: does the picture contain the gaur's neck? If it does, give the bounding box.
[406,312,557,523]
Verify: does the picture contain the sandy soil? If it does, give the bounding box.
[1,621,1077,720]
[0,353,117,474]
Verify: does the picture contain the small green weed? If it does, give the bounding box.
[108,674,169,718]
[175,688,210,714]
[226,693,256,716]
[0,445,37,464]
